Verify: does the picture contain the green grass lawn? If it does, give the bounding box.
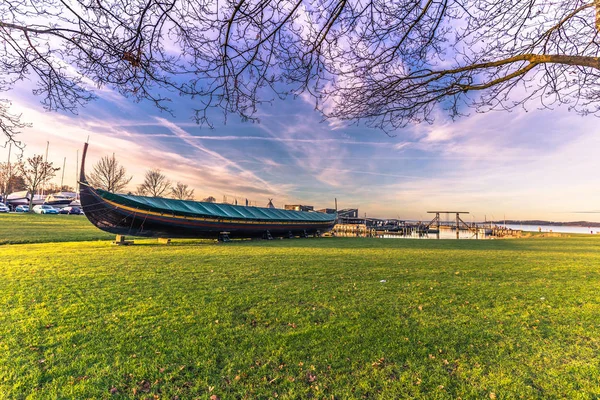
[0,213,114,244]
[1,214,600,399]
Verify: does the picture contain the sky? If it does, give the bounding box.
[2,79,600,223]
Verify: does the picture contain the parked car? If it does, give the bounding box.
[15,205,30,212]
[33,205,59,214]
[0,203,9,213]
[59,206,82,215]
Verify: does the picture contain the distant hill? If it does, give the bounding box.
[489,220,600,228]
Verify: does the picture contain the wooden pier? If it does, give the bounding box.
[426,211,478,239]
[331,211,520,239]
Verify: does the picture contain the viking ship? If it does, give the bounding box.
[79,143,336,239]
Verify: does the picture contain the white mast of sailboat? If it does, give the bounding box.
[41,141,49,196]
[4,142,11,201]
[60,157,66,189]
[75,149,79,200]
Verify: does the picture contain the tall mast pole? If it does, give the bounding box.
[60,157,66,189]
[42,141,49,196]
[76,149,79,199]
[4,142,11,201]
[112,152,115,192]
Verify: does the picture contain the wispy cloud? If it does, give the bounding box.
[154,117,298,196]
[95,128,397,147]
[4,71,600,221]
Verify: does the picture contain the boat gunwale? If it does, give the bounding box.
[93,186,336,224]
[89,186,335,225]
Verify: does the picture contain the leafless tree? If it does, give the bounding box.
[1,0,600,138]
[171,182,194,200]
[135,186,148,196]
[8,174,27,193]
[325,0,600,130]
[0,168,27,197]
[17,155,60,210]
[87,154,133,193]
[138,168,171,197]
[44,183,76,193]
[0,161,17,200]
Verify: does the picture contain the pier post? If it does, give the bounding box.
[456,213,460,239]
[428,211,470,240]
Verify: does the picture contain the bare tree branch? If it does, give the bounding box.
[138,168,171,197]
[17,154,60,211]
[1,0,600,136]
[87,154,133,193]
[171,181,194,200]
[0,100,28,148]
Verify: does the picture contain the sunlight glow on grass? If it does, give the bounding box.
[1,214,600,398]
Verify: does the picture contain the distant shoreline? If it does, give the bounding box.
[488,220,600,228]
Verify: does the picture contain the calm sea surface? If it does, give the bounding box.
[502,223,599,235]
[377,223,598,239]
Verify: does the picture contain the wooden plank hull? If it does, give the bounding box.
[80,184,334,238]
[78,144,336,239]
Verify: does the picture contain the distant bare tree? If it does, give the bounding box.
[134,186,147,196]
[18,155,60,211]
[0,162,17,200]
[45,183,76,193]
[8,174,27,192]
[171,182,194,201]
[1,173,26,195]
[87,154,132,193]
[138,169,171,198]
[202,196,217,203]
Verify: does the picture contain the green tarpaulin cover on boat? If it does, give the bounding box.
[97,189,336,222]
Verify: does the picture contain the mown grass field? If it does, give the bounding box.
[0,213,114,244]
[1,214,600,399]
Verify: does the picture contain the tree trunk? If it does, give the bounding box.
[28,192,34,213]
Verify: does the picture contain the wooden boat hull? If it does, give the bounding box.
[80,185,335,238]
[78,144,336,239]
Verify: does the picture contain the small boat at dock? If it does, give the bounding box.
[6,191,45,208]
[44,192,77,208]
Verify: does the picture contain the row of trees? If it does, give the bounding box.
[135,169,195,200]
[1,153,205,210]
[0,155,61,209]
[87,154,198,200]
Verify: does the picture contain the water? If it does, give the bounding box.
[378,223,598,239]
[502,223,598,235]
[379,229,485,240]
[339,223,598,240]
